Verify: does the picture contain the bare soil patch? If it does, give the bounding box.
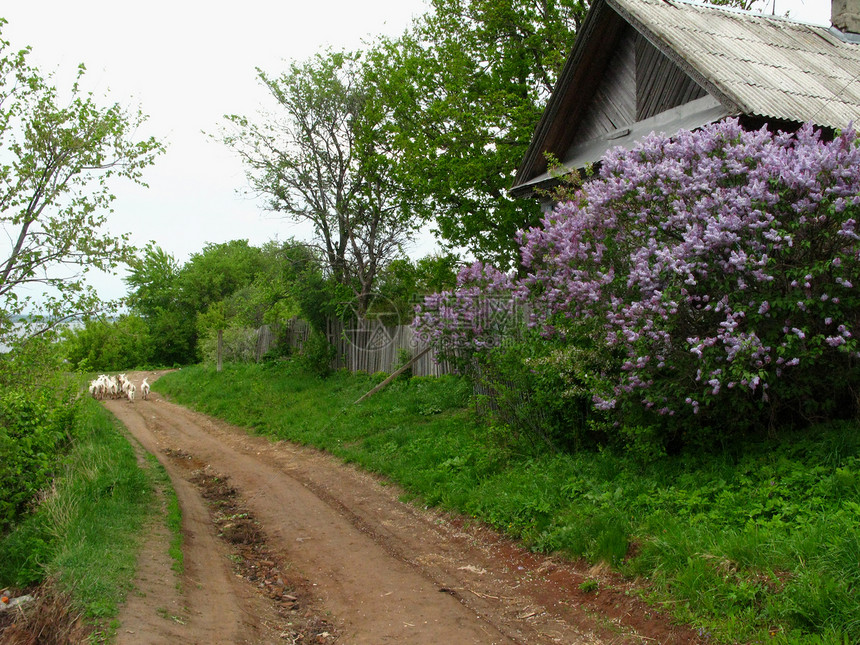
[47,370,707,644]
[176,451,335,643]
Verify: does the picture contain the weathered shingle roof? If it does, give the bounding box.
[614,0,860,129]
[512,0,860,197]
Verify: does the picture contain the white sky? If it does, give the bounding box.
[1,0,831,303]
[756,0,829,22]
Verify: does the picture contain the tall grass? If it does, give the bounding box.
[156,362,860,644]
[0,397,166,634]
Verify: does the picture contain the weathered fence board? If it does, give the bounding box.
[266,318,453,377]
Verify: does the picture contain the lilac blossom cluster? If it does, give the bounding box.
[413,261,519,365]
[519,119,860,416]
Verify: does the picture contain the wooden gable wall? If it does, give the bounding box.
[636,33,707,120]
[574,29,637,142]
[566,23,708,153]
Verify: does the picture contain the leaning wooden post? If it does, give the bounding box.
[353,345,432,405]
[217,329,223,372]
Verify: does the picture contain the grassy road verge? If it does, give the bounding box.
[0,396,179,642]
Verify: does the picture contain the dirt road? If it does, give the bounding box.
[104,372,702,645]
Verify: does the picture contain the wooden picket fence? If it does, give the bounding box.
[258,318,453,377]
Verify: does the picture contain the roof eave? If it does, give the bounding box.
[511,94,734,197]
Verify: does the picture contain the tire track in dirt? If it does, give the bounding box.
[105,372,705,645]
[109,388,287,644]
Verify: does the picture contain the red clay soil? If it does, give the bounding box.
[96,371,707,645]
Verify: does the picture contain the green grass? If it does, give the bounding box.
[155,361,860,644]
[0,396,171,637]
[153,453,184,577]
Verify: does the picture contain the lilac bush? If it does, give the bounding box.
[414,260,614,448]
[416,119,860,439]
[521,119,860,429]
[413,261,520,369]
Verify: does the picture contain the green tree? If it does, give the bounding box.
[124,243,181,318]
[130,240,265,364]
[176,240,265,317]
[62,314,154,372]
[365,0,587,270]
[234,240,322,328]
[125,239,327,364]
[222,54,358,284]
[124,243,191,366]
[374,253,460,323]
[221,51,415,313]
[195,240,319,341]
[0,20,164,349]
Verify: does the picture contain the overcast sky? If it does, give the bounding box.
[2,0,830,303]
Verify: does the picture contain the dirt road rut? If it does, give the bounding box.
[104,372,702,645]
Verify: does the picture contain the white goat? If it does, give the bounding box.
[126,383,136,402]
[141,377,150,400]
[92,375,110,399]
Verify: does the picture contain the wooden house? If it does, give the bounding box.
[511,0,860,206]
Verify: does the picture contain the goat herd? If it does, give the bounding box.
[88,373,150,402]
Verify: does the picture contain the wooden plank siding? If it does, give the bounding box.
[565,23,709,161]
[512,1,630,184]
[572,26,638,143]
[635,33,707,121]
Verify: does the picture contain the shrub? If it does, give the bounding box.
[473,322,618,451]
[296,330,336,377]
[417,119,860,448]
[521,120,860,440]
[0,387,78,534]
[62,315,154,371]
